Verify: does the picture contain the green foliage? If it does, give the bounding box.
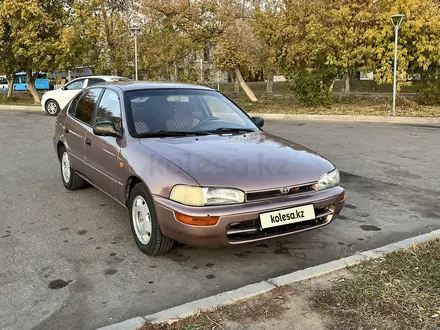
[287,70,335,107]
[369,0,440,90]
[370,0,440,89]
[417,75,440,105]
[214,19,261,73]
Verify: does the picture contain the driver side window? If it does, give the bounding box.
[65,79,85,90]
[94,90,122,130]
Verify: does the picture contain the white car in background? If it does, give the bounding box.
[0,75,9,91]
[41,75,130,116]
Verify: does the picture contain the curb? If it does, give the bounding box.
[95,229,440,330]
[252,113,440,124]
[0,104,41,111]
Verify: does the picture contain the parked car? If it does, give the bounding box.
[53,81,345,256]
[0,75,9,91]
[42,75,129,116]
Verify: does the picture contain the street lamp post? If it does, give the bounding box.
[391,14,404,116]
[130,25,141,81]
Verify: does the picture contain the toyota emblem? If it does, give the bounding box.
[281,187,289,194]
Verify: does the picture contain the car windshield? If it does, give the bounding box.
[125,89,259,137]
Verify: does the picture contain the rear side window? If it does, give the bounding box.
[74,88,103,125]
[65,79,85,90]
[94,90,122,130]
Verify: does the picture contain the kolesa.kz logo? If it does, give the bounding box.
[270,210,305,223]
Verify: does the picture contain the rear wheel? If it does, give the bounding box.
[45,99,60,116]
[59,146,86,190]
[128,183,174,256]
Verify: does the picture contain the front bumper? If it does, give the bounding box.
[155,186,345,246]
[41,95,47,111]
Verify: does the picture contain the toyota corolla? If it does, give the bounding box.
[53,81,345,256]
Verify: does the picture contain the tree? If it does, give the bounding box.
[82,0,135,76]
[0,15,19,98]
[325,0,380,97]
[369,0,440,90]
[138,2,201,81]
[214,19,260,101]
[53,1,99,73]
[276,0,339,105]
[252,0,284,94]
[0,0,69,103]
[141,0,260,101]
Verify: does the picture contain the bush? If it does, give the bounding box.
[417,79,440,105]
[286,70,335,106]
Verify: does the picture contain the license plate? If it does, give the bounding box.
[259,205,315,229]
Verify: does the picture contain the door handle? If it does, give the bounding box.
[64,128,69,133]
[85,137,92,146]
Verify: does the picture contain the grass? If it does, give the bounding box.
[139,287,288,330]
[229,94,440,117]
[2,87,440,118]
[214,81,420,94]
[313,238,440,330]
[0,91,41,105]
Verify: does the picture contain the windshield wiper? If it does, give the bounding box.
[209,127,255,134]
[136,130,212,138]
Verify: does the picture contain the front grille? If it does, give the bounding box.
[226,205,334,243]
[246,184,315,202]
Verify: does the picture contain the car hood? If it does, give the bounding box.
[139,132,335,191]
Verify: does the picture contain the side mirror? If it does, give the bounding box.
[252,116,264,128]
[93,121,121,138]
[61,86,66,90]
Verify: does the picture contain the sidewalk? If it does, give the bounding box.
[0,104,41,111]
[98,229,440,330]
[251,113,440,124]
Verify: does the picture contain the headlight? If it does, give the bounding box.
[170,185,245,206]
[316,169,340,191]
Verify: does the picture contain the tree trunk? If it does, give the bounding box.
[7,73,15,98]
[344,73,350,94]
[339,73,346,102]
[234,72,240,93]
[26,69,40,104]
[267,71,274,94]
[235,66,258,102]
[330,79,336,94]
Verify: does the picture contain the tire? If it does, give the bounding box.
[128,183,174,256]
[45,99,60,116]
[59,146,86,190]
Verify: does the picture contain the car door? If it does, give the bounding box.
[64,88,104,176]
[58,78,88,109]
[84,89,122,200]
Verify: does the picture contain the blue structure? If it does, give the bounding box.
[12,72,50,91]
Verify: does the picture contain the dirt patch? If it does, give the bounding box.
[313,239,440,330]
[139,272,347,330]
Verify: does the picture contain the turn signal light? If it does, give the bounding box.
[174,212,219,226]
[339,192,345,201]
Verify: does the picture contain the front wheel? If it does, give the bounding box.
[45,99,60,116]
[128,183,174,256]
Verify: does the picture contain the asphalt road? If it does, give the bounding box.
[1,109,439,330]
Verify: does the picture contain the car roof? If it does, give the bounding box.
[69,75,126,81]
[96,81,214,91]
